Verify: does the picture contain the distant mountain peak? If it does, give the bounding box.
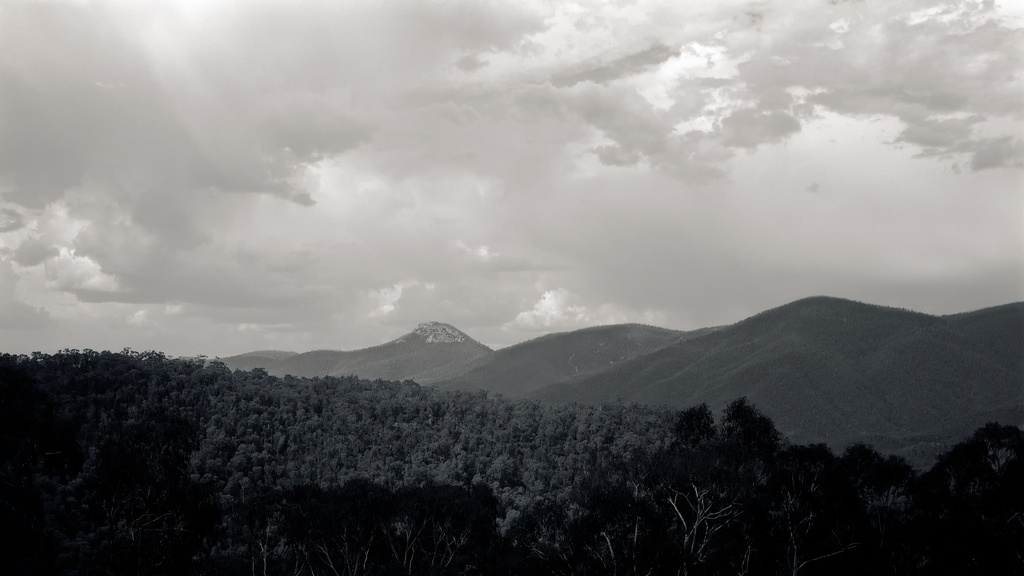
[413,321,468,343]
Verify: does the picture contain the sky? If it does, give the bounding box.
[0,0,1022,356]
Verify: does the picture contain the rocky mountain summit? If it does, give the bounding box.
[409,322,468,343]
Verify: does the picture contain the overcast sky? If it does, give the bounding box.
[0,0,1021,356]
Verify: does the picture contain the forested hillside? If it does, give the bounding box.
[534,297,1024,451]
[436,323,699,397]
[2,349,1021,575]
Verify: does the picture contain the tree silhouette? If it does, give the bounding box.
[913,423,1024,575]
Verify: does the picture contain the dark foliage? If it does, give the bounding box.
[1,349,1021,575]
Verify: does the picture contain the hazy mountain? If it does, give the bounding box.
[531,297,1024,449]
[217,350,298,372]
[435,323,712,398]
[219,322,493,383]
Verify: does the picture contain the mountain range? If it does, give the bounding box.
[221,321,491,383]
[218,296,1024,458]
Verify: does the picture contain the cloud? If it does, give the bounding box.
[44,248,120,294]
[970,136,1024,170]
[455,54,489,73]
[13,237,59,267]
[369,282,421,318]
[504,288,597,331]
[591,144,643,167]
[791,0,1022,164]
[551,43,678,88]
[0,208,24,232]
[503,288,659,333]
[125,309,151,328]
[0,259,50,330]
[455,241,499,262]
[0,1,549,346]
[720,109,802,149]
[0,2,367,210]
[0,0,1020,356]
[890,114,1024,169]
[566,82,732,178]
[896,115,981,150]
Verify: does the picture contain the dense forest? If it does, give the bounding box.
[2,350,1021,575]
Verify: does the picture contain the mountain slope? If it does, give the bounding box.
[218,350,298,372]
[532,297,1024,447]
[435,323,711,398]
[220,322,493,383]
[943,301,1024,376]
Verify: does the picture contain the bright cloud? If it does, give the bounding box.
[44,249,120,293]
[506,288,595,331]
[505,288,663,333]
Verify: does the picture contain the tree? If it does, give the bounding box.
[233,486,289,576]
[651,438,744,575]
[719,397,783,464]
[279,481,397,576]
[673,403,716,449]
[74,408,219,575]
[913,423,1024,575]
[0,359,69,575]
[506,497,578,576]
[770,444,859,576]
[573,482,670,576]
[381,483,500,576]
[838,443,916,574]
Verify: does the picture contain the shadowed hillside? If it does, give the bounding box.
[532,297,1024,450]
[436,323,711,397]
